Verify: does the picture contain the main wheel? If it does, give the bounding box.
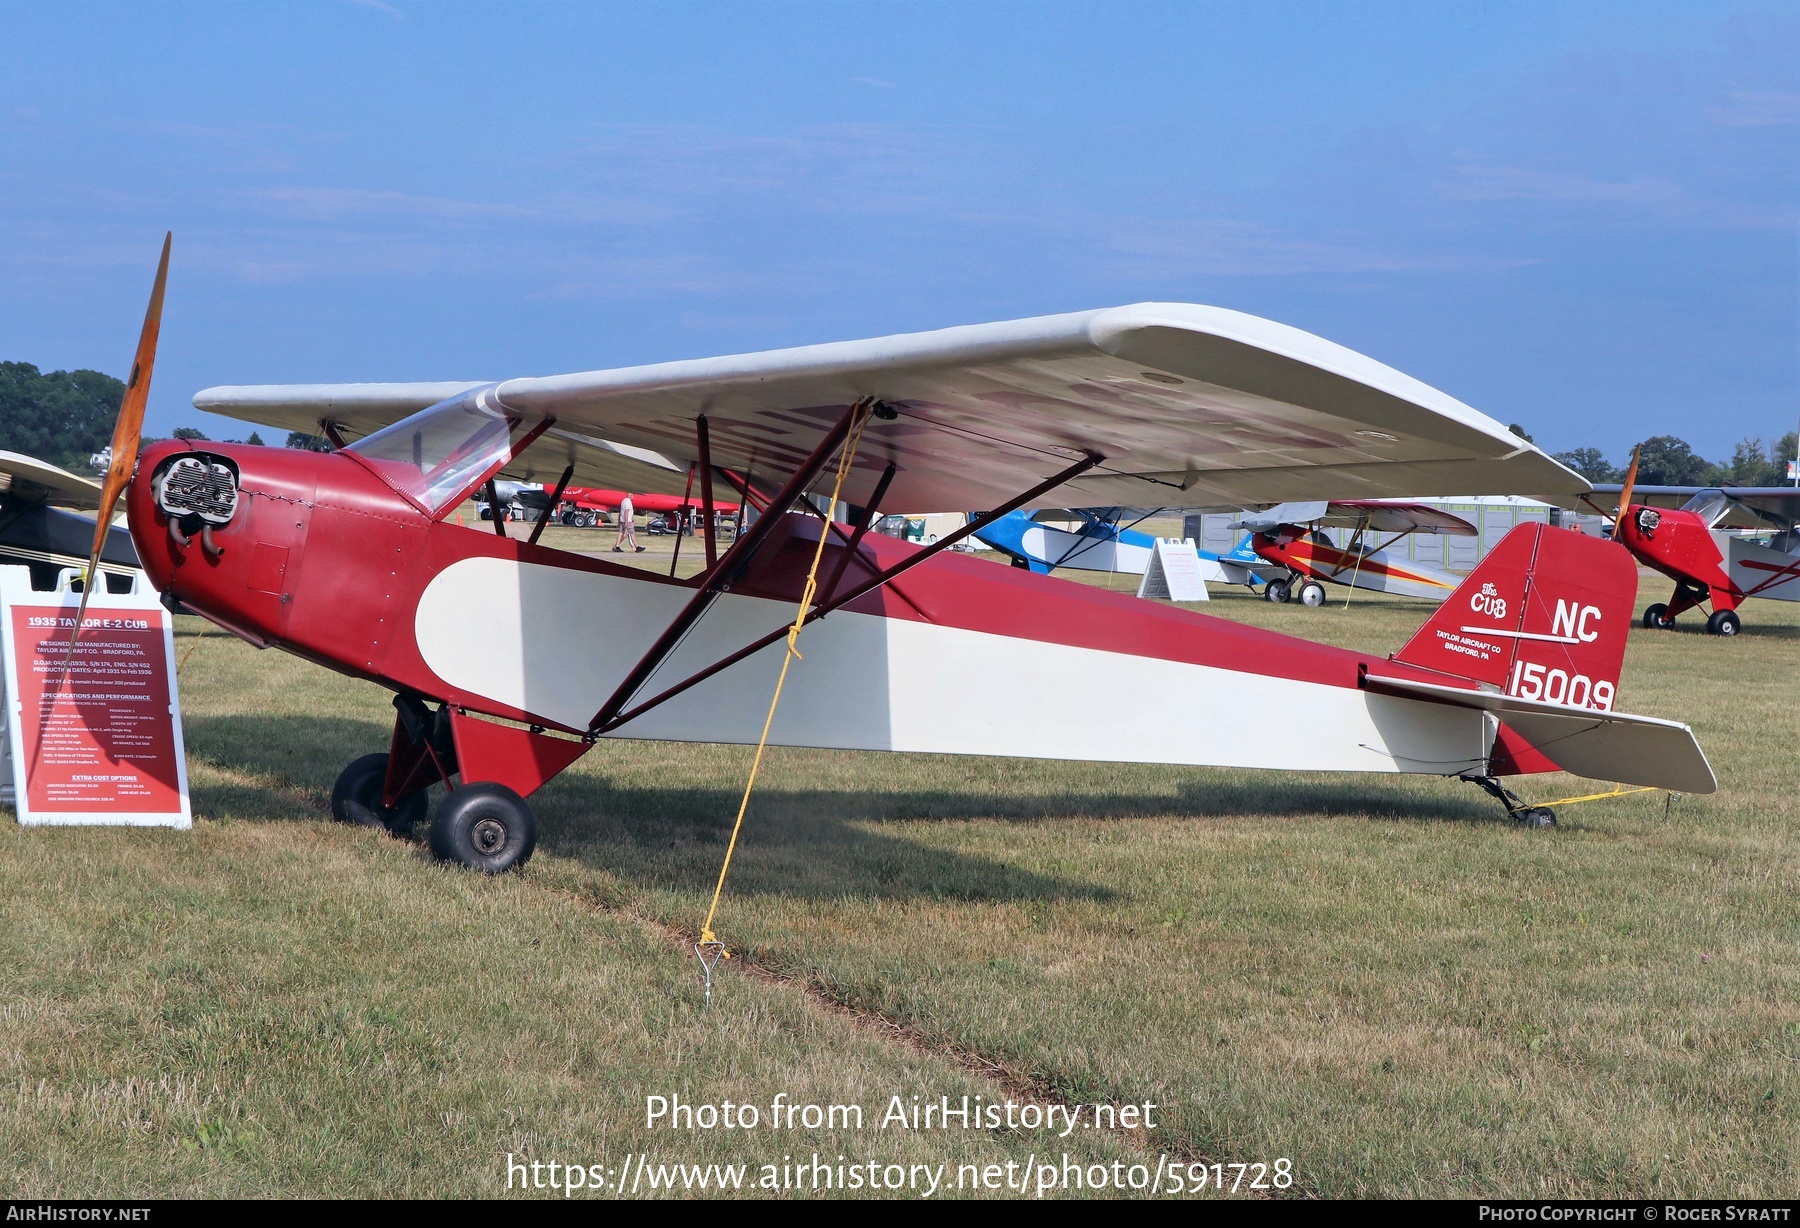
[428,783,537,873]
[331,753,428,833]
[1706,609,1741,637]
[1298,580,1327,607]
[1642,603,1671,629]
[1516,807,1557,829]
[1264,579,1290,604]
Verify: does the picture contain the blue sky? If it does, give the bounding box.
[2,1,1795,464]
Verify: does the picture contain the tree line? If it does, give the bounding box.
[2,360,330,471]
[1548,433,1797,488]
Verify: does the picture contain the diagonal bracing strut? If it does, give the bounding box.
[594,450,1103,735]
[586,400,873,735]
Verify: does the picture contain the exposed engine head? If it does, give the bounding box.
[1635,507,1661,535]
[153,453,240,526]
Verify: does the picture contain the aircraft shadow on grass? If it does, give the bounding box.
[180,713,1499,904]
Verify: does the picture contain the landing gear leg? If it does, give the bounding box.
[1463,774,1556,828]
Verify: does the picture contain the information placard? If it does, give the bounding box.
[1136,538,1211,602]
[0,568,190,827]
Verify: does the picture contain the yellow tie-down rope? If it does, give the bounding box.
[695,401,874,1003]
[1532,783,1663,811]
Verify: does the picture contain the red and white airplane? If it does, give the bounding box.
[1584,458,1800,637]
[1229,500,1478,606]
[78,244,1717,873]
[537,487,743,530]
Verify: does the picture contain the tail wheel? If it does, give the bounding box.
[1264,580,1291,604]
[1642,603,1671,629]
[1298,580,1327,607]
[330,753,428,834]
[1706,609,1741,637]
[429,783,537,873]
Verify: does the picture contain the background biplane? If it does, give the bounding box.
[79,250,1715,873]
[1584,471,1800,637]
[1229,500,1479,606]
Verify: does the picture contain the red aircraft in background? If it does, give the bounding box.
[553,487,742,530]
[1586,453,1800,637]
[1230,499,1478,606]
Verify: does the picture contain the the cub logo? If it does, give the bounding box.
[1469,581,1507,620]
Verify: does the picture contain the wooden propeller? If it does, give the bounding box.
[1615,445,1641,527]
[54,233,171,688]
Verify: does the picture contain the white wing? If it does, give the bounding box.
[196,302,1588,511]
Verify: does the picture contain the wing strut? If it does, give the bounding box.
[586,400,872,734]
[697,415,717,569]
[593,449,1103,736]
[527,465,575,547]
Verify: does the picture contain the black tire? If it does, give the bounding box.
[1264,580,1290,604]
[1643,603,1671,629]
[331,753,428,833]
[1517,807,1558,829]
[1706,609,1741,637]
[1298,580,1327,607]
[428,783,537,874]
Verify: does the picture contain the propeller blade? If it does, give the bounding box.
[1615,445,1641,526]
[53,233,171,695]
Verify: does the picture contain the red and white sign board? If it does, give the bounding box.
[0,568,191,827]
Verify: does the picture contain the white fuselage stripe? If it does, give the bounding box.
[414,557,1491,774]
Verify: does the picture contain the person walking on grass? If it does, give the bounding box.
[612,493,644,553]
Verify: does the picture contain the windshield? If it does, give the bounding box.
[1678,489,1732,529]
[347,385,536,515]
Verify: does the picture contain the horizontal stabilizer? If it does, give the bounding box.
[1362,672,1716,795]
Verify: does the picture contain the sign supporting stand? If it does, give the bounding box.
[1136,538,1211,602]
[0,566,191,828]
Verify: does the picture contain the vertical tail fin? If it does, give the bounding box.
[1391,523,1637,712]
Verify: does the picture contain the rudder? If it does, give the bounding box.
[1391,523,1637,712]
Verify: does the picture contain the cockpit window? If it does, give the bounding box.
[346,385,538,516]
[1678,490,1732,529]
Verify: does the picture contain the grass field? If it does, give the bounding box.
[2,521,1796,1198]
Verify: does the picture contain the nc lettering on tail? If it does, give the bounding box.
[1391,523,1637,713]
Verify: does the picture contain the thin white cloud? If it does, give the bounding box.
[1436,155,1793,229]
[1094,217,1532,278]
[243,185,676,227]
[1708,91,1800,128]
[1439,159,1681,205]
[679,309,792,332]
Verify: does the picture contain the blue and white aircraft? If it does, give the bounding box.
[973,507,1265,588]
